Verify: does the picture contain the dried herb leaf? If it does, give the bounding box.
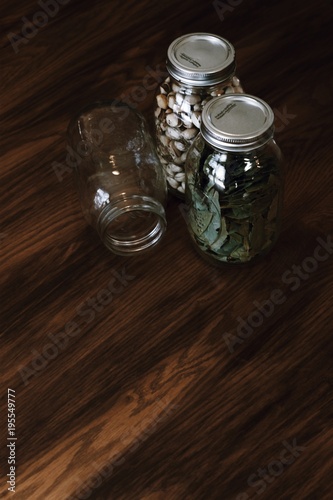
[187,146,282,263]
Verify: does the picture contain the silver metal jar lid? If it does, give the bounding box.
[201,94,275,151]
[166,33,236,86]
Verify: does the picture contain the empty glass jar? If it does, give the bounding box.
[154,32,243,198]
[185,94,284,264]
[67,101,167,255]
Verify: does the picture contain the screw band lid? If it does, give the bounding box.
[201,94,275,151]
[166,33,236,86]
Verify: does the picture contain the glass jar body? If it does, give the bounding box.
[185,135,284,264]
[154,75,243,198]
[68,102,167,255]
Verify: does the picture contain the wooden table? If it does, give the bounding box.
[1,0,332,498]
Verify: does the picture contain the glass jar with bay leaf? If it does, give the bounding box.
[185,94,284,265]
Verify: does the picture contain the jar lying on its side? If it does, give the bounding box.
[154,32,243,198]
[185,94,284,265]
[67,101,167,256]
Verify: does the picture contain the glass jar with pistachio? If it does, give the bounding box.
[154,32,243,198]
[185,94,284,265]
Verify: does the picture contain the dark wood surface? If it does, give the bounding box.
[1,0,333,499]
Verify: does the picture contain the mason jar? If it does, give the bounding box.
[185,94,284,265]
[67,101,167,256]
[154,32,243,198]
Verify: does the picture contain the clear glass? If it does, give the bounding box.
[185,134,284,264]
[67,101,167,255]
[154,74,243,199]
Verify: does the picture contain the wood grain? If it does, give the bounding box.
[1,0,333,499]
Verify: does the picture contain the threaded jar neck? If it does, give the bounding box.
[97,195,166,255]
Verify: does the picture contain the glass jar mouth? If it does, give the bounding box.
[97,196,167,255]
